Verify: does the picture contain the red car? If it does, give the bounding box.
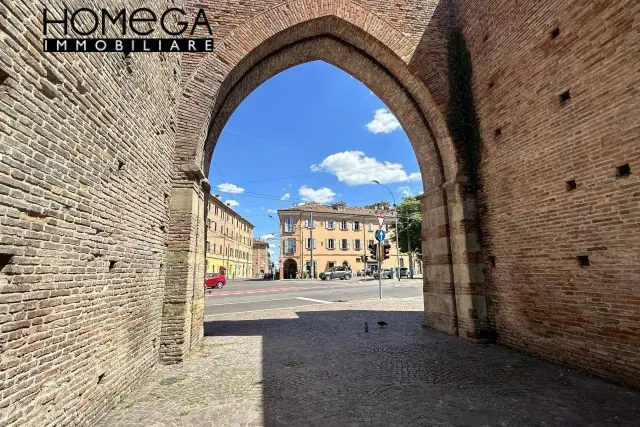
[205,273,226,289]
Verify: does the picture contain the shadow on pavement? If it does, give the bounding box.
[204,309,640,427]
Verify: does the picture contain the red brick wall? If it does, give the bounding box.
[1,1,638,426]
[456,0,640,385]
[0,2,182,425]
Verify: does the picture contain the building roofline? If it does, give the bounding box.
[207,194,254,227]
[276,202,396,219]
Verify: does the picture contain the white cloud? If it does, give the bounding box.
[398,186,416,197]
[311,151,421,186]
[217,183,245,194]
[266,209,277,214]
[298,185,336,204]
[260,233,276,240]
[366,108,400,134]
[225,199,239,207]
[280,193,291,200]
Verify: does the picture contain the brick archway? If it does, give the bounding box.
[162,1,488,362]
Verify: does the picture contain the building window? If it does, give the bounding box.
[304,219,316,229]
[326,220,335,229]
[368,239,375,248]
[368,223,373,232]
[326,239,335,250]
[284,239,296,253]
[340,239,349,250]
[212,243,216,254]
[285,217,295,233]
[206,219,211,229]
[353,221,361,231]
[206,242,210,252]
[354,239,362,250]
[400,258,405,268]
[305,238,316,249]
[340,220,348,230]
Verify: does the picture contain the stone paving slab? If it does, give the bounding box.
[97,299,640,427]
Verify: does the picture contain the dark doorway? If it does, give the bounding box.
[283,258,297,279]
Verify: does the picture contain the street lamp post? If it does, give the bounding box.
[372,180,400,281]
[267,236,281,281]
[267,214,280,279]
[298,211,305,279]
[405,209,420,279]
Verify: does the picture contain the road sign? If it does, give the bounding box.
[375,229,386,241]
[377,216,384,227]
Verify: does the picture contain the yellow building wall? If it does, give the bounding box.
[206,255,226,274]
[206,196,254,279]
[279,213,415,277]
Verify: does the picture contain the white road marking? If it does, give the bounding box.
[295,297,332,304]
[204,302,330,317]
[207,297,295,306]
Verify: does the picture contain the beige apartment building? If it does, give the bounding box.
[277,202,417,279]
[206,194,254,279]
[252,240,271,277]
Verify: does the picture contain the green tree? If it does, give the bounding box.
[390,197,422,254]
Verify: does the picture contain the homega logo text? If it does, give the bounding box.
[42,8,214,53]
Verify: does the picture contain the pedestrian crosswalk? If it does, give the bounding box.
[207,285,324,297]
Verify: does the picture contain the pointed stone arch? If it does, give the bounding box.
[174,0,454,180]
[161,0,488,362]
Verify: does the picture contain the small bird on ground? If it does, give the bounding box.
[377,321,388,327]
[365,322,368,332]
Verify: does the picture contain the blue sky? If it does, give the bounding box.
[209,61,423,259]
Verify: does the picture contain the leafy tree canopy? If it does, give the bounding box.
[389,197,421,254]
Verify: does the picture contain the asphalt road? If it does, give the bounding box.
[204,278,423,316]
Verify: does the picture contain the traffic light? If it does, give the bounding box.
[383,243,391,260]
[368,243,377,260]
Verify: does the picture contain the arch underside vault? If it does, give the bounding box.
[161,10,488,363]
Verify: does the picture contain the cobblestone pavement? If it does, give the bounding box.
[98,299,640,427]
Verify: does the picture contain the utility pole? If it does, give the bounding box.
[406,215,412,279]
[299,211,304,279]
[309,211,314,279]
[394,209,400,281]
[405,205,414,279]
[377,241,382,299]
[362,215,367,280]
[372,180,400,280]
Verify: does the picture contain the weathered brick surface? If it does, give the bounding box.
[0,0,638,426]
[455,0,640,386]
[0,1,183,425]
